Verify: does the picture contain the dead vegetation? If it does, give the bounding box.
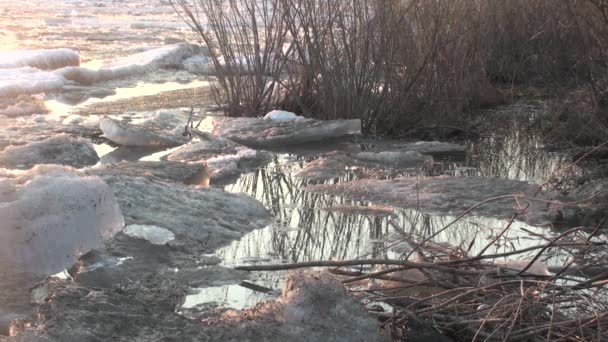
[235,153,608,341]
[170,0,608,137]
[237,211,608,341]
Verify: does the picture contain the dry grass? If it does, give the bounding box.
[171,0,608,136]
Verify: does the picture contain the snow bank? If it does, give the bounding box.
[213,117,361,148]
[0,67,66,98]
[0,134,99,169]
[123,224,175,245]
[354,151,433,165]
[100,113,189,147]
[0,166,124,276]
[263,110,304,123]
[0,49,80,70]
[57,43,196,85]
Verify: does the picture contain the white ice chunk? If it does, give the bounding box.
[213,117,361,148]
[56,43,196,85]
[123,224,175,245]
[0,67,66,98]
[0,134,100,169]
[206,148,265,179]
[0,49,80,70]
[100,114,188,147]
[0,166,124,276]
[263,110,304,123]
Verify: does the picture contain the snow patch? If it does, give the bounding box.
[263,110,304,123]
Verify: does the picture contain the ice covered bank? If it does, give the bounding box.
[0,166,124,276]
[100,111,190,147]
[0,134,99,169]
[212,116,361,148]
[10,271,386,342]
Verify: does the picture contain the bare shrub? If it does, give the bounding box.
[171,0,608,136]
[171,0,292,117]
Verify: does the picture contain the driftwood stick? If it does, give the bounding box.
[234,259,483,275]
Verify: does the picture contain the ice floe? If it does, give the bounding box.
[0,166,124,276]
[0,98,48,117]
[0,44,198,97]
[297,151,432,181]
[354,151,433,165]
[206,148,272,181]
[97,174,271,249]
[123,225,175,245]
[212,117,361,148]
[0,49,80,70]
[0,134,99,169]
[99,111,189,147]
[57,43,196,85]
[85,161,207,185]
[165,132,241,162]
[396,141,466,154]
[297,156,349,181]
[306,176,562,225]
[0,67,66,98]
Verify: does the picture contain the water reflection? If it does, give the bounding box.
[219,158,564,268]
[469,103,578,183]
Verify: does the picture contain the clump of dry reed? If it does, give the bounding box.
[171,0,608,136]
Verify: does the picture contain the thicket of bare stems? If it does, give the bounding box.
[171,0,608,135]
[236,196,608,341]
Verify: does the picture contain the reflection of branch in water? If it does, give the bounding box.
[223,164,394,263]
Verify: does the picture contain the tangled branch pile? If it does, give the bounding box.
[237,215,608,341]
